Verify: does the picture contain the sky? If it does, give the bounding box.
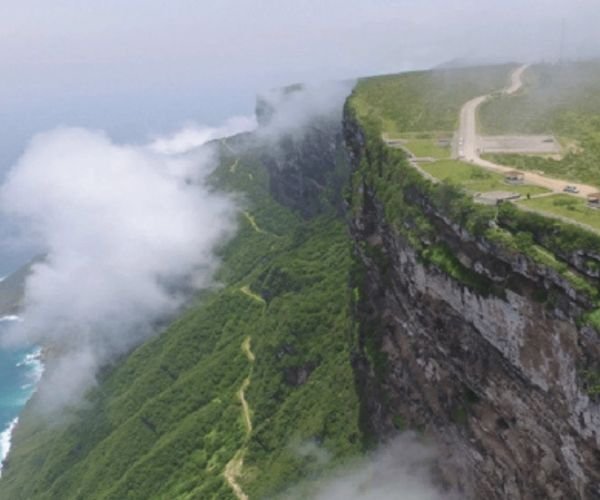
[2,0,600,140]
[0,0,599,484]
[1,0,600,272]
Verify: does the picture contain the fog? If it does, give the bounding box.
[3,1,600,160]
[256,81,354,140]
[0,123,247,411]
[284,435,456,500]
[149,116,257,155]
[1,0,600,492]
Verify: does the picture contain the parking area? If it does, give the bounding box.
[478,135,561,155]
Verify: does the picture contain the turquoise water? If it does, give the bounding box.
[0,318,42,474]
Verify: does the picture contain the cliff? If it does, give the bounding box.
[254,85,349,218]
[344,100,600,498]
[3,66,600,500]
[0,94,362,500]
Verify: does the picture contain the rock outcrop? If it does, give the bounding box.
[344,111,600,499]
[254,86,349,218]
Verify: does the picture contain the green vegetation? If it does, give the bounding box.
[479,62,600,188]
[0,147,362,499]
[401,138,449,159]
[421,160,549,196]
[482,152,600,189]
[352,64,513,135]
[420,243,496,295]
[386,132,451,159]
[582,369,600,397]
[347,65,600,322]
[517,195,600,232]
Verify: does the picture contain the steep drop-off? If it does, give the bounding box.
[345,84,600,498]
[2,65,600,500]
[0,98,362,499]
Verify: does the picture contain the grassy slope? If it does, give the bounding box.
[0,147,362,499]
[352,64,514,135]
[517,194,600,232]
[348,65,600,324]
[401,138,450,159]
[421,160,549,196]
[478,61,600,188]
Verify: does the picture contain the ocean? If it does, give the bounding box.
[0,317,43,476]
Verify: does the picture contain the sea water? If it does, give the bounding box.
[0,317,43,475]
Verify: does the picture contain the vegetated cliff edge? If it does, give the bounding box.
[344,89,600,498]
[0,86,361,500]
[3,68,600,500]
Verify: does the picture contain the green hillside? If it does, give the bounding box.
[0,144,363,499]
[479,61,600,187]
[351,64,513,135]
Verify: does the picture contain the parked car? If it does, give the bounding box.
[563,185,580,193]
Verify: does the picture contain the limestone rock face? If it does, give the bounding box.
[254,87,348,219]
[344,116,600,499]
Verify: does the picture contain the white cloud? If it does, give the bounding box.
[308,435,453,500]
[0,125,238,410]
[256,81,354,140]
[148,115,256,155]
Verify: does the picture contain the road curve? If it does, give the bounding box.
[458,65,598,198]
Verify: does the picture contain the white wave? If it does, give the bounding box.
[0,417,19,477]
[14,347,44,403]
[23,349,43,384]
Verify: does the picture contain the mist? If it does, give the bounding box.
[285,435,455,500]
[256,81,354,139]
[0,123,243,411]
[149,115,257,155]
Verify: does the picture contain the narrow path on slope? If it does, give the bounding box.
[242,212,264,234]
[224,337,255,500]
[459,65,598,198]
[229,159,240,173]
[239,285,266,306]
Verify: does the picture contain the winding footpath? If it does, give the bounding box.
[223,336,255,500]
[459,65,598,198]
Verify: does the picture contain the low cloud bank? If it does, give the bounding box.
[256,81,354,140]
[287,435,454,500]
[148,115,257,155]
[0,124,240,411]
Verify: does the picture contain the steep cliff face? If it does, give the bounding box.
[254,87,348,218]
[344,112,600,499]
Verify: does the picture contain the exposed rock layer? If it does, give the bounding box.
[344,111,600,499]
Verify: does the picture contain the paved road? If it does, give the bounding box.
[458,65,598,199]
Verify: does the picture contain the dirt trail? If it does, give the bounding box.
[223,337,255,500]
[459,65,598,198]
[239,286,266,306]
[242,212,264,234]
[229,159,240,173]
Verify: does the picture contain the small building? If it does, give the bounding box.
[587,192,600,208]
[504,170,525,184]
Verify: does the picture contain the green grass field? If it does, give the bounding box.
[478,62,600,188]
[401,138,450,159]
[385,132,452,159]
[421,160,550,196]
[352,64,513,135]
[517,194,600,232]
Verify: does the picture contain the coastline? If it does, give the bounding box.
[0,316,44,477]
[0,417,19,477]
